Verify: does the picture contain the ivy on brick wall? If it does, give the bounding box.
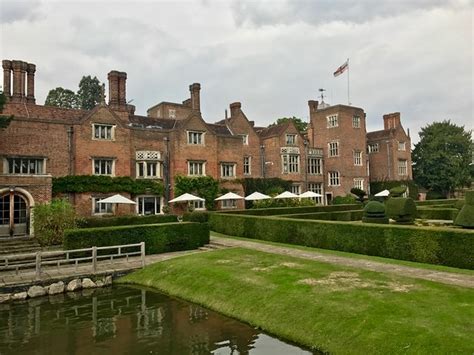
[52,175,164,195]
[174,175,219,210]
[370,180,419,200]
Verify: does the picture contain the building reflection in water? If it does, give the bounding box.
[0,286,313,354]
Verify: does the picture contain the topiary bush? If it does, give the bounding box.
[33,199,77,246]
[362,201,389,224]
[455,191,474,229]
[389,186,407,197]
[385,197,417,224]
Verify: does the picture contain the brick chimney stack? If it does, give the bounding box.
[189,83,201,112]
[2,60,12,99]
[26,63,36,104]
[308,100,319,114]
[11,60,24,102]
[118,72,127,106]
[229,102,241,118]
[108,70,127,110]
[383,112,401,130]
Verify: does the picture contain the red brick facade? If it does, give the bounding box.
[0,59,412,235]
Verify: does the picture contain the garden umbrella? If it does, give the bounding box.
[244,192,271,201]
[169,193,205,203]
[274,191,299,199]
[299,191,323,198]
[97,194,136,204]
[215,192,244,201]
[374,190,390,197]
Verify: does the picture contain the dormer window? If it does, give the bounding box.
[187,131,204,145]
[286,134,297,145]
[93,124,115,140]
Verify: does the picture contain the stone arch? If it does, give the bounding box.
[0,187,36,236]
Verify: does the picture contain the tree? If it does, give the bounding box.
[269,116,308,133]
[45,87,79,109]
[413,120,472,197]
[77,76,102,110]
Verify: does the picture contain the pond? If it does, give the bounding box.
[0,286,315,354]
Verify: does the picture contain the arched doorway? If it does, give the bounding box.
[0,191,29,237]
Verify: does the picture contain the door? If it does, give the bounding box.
[0,193,29,237]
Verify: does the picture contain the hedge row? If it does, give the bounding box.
[417,208,459,221]
[218,204,362,216]
[77,214,178,228]
[64,222,209,254]
[209,213,474,269]
[415,199,458,206]
[278,210,363,221]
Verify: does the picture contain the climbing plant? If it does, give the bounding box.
[174,175,219,210]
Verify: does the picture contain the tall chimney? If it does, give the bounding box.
[20,61,27,99]
[229,102,241,118]
[308,100,319,114]
[189,83,201,112]
[107,70,120,107]
[2,60,12,98]
[26,63,36,104]
[11,60,24,102]
[118,71,127,106]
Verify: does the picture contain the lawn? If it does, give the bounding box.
[119,248,474,354]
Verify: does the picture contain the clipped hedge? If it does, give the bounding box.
[77,214,178,228]
[183,211,209,223]
[209,213,474,269]
[219,204,362,216]
[415,199,458,207]
[278,210,363,221]
[417,208,458,221]
[64,222,209,254]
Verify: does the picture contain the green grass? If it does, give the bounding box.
[211,231,474,276]
[119,248,474,354]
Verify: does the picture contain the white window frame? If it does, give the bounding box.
[368,143,379,153]
[92,197,113,215]
[281,154,300,174]
[187,131,204,145]
[136,195,163,215]
[398,141,406,151]
[240,134,249,145]
[353,178,364,190]
[92,123,115,141]
[328,141,339,157]
[136,161,161,179]
[327,114,338,128]
[353,150,362,166]
[286,134,297,145]
[188,161,206,176]
[243,156,251,175]
[221,199,237,209]
[93,158,115,176]
[398,159,408,176]
[307,157,322,175]
[290,185,301,195]
[191,200,206,210]
[5,157,46,175]
[352,115,361,128]
[328,171,340,186]
[221,163,236,178]
[308,183,323,204]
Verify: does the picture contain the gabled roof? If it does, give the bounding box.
[2,103,87,122]
[207,123,232,136]
[257,121,291,139]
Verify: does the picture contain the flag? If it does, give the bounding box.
[333,60,349,77]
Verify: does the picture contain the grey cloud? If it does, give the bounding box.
[231,0,451,27]
[0,0,42,24]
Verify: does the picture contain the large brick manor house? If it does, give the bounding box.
[0,59,412,236]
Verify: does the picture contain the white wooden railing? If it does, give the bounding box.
[0,242,146,279]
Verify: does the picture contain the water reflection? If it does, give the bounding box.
[0,286,314,354]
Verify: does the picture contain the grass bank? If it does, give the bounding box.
[119,248,474,354]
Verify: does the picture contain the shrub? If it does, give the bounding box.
[362,201,388,224]
[417,208,458,221]
[183,211,209,223]
[64,222,209,254]
[33,199,77,246]
[389,186,407,197]
[220,204,362,216]
[252,198,315,209]
[332,194,357,205]
[454,200,465,210]
[385,197,417,224]
[209,213,474,269]
[426,190,447,200]
[455,191,474,229]
[77,214,178,228]
[370,180,418,200]
[415,199,458,207]
[279,210,363,221]
[350,188,366,202]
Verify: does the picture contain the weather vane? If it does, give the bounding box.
[318,88,326,102]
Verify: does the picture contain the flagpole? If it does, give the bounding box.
[347,58,350,105]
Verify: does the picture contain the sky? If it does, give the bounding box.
[1,0,472,144]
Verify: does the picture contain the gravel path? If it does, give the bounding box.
[211,235,474,288]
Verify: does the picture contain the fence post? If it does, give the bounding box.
[92,246,97,273]
[141,242,145,268]
[35,252,41,280]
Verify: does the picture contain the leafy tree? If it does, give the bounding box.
[269,116,308,133]
[77,75,102,110]
[33,199,77,246]
[413,120,472,197]
[45,87,79,109]
[0,90,13,129]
